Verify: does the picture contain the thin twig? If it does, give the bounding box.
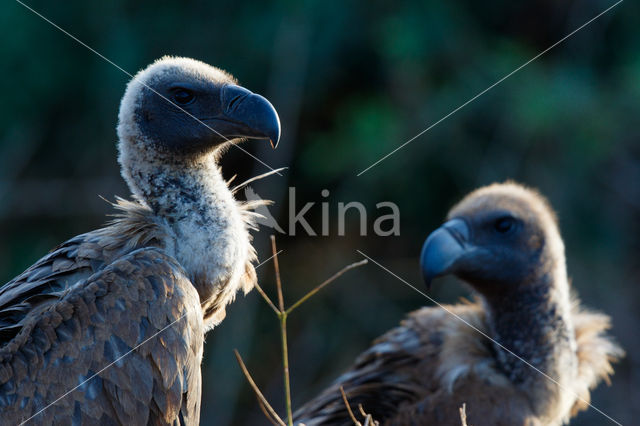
[280,313,293,426]
[254,281,280,315]
[258,398,281,426]
[269,236,294,426]
[358,405,367,418]
[358,404,378,426]
[239,238,369,426]
[271,235,285,312]
[231,167,288,194]
[286,259,368,315]
[340,387,361,426]
[234,350,286,426]
[459,403,468,426]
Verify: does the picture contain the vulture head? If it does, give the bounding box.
[117,56,280,201]
[421,182,580,416]
[421,182,564,299]
[113,57,282,326]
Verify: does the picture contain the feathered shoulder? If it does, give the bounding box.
[294,297,623,425]
[569,297,624,416]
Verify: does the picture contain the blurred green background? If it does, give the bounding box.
[1,0,637,424]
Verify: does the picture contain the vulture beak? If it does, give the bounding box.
[214,84,281,148]
[420,218,471,290]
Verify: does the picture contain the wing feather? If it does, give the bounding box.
[0,248,204,425]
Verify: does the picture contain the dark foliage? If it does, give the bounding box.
[1,0,637,424]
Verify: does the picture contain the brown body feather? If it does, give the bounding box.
[0,191,262,425]
[0,220,203,424]
[294,300,622,426]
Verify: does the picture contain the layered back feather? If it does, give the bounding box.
[294,298,623,426]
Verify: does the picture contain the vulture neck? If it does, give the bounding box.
[482,258,577,420]
[123,146,251,326]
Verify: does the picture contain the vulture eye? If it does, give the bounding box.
[494,217,516,234]
[172,89,195,105]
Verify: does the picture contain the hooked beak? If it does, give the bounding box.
[211,84,281,148]
[420,218,471,290]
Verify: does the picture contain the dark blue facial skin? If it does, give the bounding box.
[136,73,280,156]
[421,210,546,296]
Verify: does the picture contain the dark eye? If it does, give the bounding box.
[494,217,516,234]
[172,89,195,105]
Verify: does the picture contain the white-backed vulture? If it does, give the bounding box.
[0,56,280,424]
[294,182,623,426]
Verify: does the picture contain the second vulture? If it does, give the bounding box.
[0,57,280,424]
[294,182,623,426]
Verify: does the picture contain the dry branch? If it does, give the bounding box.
[340,387,360,425]
[460,403,469,426]
[236,236,369,426]
[286,259,368,315]
[234,350,286,426]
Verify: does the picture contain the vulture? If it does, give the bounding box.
[0,57,280,424]
[295,182,623,426]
